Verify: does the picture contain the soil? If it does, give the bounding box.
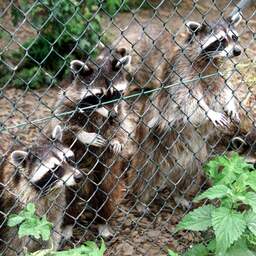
[0,0,255,255]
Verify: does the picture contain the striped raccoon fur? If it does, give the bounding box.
[51,49,132,238]
[0,126,82,255]
[122,14,243,212]
[52,48,131,163]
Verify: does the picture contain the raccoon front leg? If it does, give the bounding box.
[66,124,107,147]
[223,84,240,122]
[77,130,106,147]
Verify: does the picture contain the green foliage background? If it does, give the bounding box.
[0,0,146,89]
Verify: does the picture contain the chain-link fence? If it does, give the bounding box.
[0,0,255,255]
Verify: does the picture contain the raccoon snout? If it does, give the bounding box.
[109,110,118,119]
[74,171,83,183]
[233,47,241,57]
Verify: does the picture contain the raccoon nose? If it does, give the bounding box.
[233,47,241,56]
[109,110,117,119]
[74,172,83,183]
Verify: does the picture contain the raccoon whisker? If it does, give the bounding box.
[191,50,222,63]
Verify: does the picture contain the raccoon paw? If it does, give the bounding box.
[136,203,150,216]
[93,134,107,147]
[98,224,114,239]
[62,225,73,240]
[208,110,229,127]
[225,102,240,122]
[110,139,123,154]
[174,196,192,211]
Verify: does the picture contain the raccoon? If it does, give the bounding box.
[124,13,243,211]
[0,126,82,255]
[103,22,176,92]
[52,48,131,164]
[51,49,132,238]
[229,127,256,166]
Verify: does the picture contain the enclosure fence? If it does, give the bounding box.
[0,0,255,255]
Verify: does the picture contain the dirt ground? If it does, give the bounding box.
[0,1,255,255]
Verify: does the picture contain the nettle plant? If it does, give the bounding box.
[175,153,256,256]
[8,203,106,256]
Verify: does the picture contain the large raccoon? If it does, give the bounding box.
[122,13,243,211]
[0,126,82,255]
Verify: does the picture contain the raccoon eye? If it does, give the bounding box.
[232,34,238,42]
[66,155,75,165]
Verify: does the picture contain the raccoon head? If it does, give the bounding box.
[185,13,242,61]
[230,129,256,168]
[11,125,82,194]
[70,47,131,97]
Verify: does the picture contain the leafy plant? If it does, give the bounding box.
[8,203,52,241]
[8,203,106,256]
[1,0,102,89]
[175,153,256,255]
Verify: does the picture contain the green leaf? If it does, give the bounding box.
[233,172,249,193]
[176,205,215,231]
[18,219,40,239]
[167,249,179,256]
[243,192,256,212]
[212,207,246,253]
[184,243,209,256]
[194,185,231,202]
[204,153,253,186]
[7,214,25,227]
[245,211,256,236]
[222,238,256,256]
[247,172,256,192]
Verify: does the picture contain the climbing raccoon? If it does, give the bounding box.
[52,48,131,164]
[123,13,243,212]
[0,126,82,256]
[51,49,132,238]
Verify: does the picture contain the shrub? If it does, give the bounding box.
[171,153,256,256]
[1,0,102,89]
[8,203,106,256]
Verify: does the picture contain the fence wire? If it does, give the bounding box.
[0,0,255,255]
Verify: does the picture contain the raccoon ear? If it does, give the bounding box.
[227,12,242,27]
[114,55,132,70]
[70,60,94,77]
[52,125,63,142]
[11,150,28,167]
[116,47,127,57]
[186,21,202,33]
[231,136,247,152]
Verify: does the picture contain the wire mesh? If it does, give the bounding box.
[0,0,255,255]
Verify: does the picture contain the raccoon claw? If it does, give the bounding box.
[225,102,240,123]
[174,196,192,210]
[93,135,107,147]
[98,224,114,239]
[136,203,150,216]
[208,110,229,128]
[110,140,123,154]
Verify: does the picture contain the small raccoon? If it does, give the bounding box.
[0,126,82,256]
[100,22,176,93]
[52,49,132,238]
[124,13,243,211]
[53,48,131,164]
